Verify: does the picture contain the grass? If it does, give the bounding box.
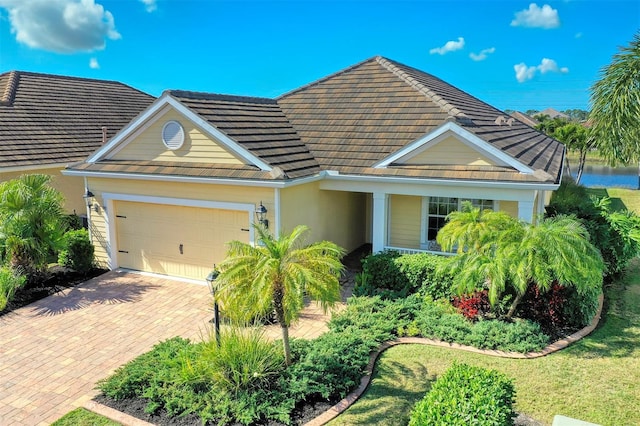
[51,408,120,426]
[329,258,640,426]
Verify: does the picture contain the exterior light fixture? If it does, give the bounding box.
[255,201,268,229]
[83,190,99,213]
[206,266,221,346]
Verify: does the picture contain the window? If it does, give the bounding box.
[422,197,495,250]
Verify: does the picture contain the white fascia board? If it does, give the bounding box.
[321,172,559,194]
[62,168,324,188]
[87,94,272,172]
[374,121,534,174]
[101,192,255,213]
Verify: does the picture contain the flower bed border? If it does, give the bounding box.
[85,294,603,426]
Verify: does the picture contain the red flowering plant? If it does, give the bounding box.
[451,289,491,321]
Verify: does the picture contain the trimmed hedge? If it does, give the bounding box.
[409,363,516,426]
[58,229,94,273]
[355,251,454,300]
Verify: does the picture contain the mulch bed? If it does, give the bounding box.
[0,266,107,317]
[93,394,338,426]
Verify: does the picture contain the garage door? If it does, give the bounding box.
[115,201,250,280]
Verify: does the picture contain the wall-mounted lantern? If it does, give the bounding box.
[83,190,100,213]
[255,201,268,229]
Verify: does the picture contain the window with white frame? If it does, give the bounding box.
[421,197,495,249]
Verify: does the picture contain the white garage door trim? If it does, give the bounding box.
[101,192,256,270]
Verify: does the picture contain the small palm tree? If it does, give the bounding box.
[214,225,345,365]
[439,206,604,318]
[0,174,65,277]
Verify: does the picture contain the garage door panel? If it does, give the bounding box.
[115,201,250,280]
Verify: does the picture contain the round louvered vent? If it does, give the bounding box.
[161,121,185,150]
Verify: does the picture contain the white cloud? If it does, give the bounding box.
[469,47,496,61]
[514,58,569,82]
[139,0,156,12]
[511,3,560,29]
[0,0,121,53]
[429,37,465,55]
[89,57,99,69]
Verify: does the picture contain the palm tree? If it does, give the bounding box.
[438,206,604,318]
[589,31,640,166]
[436,201,514,253]
[553,123,590,184]
[214,225,345,365]
[0,174,65,277]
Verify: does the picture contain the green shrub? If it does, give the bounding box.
[547,180,640,278]
[409,363,516,426]
[285,330,378,400]
[61,214,84,232]
[58,229,94,273]
[562,284,601,328]
[333,296,549,353]
[98,337,192,401]
[182,326,285,395]
[355,251,454,299]
[396,253,454,300]
[0,267,27,311]
[329,294,424,343]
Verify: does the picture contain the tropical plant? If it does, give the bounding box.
[0,266,27,311]
[553,122,590,183]
[590,31,640,165]
[0,174,65,278]
[438,206,604,318]
[215,225,345,365]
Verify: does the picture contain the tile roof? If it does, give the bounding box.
[0,71,154,169]
[70,56,563,185]
[510,111,539,128]
[166,91,319,179]
[278,56,564,183]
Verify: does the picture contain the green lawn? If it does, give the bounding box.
[329,258,640,426]
[51,408,120,426]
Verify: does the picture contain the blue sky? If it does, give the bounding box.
[0,1,638,111]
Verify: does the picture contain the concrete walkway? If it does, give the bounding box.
[0,269,341,425]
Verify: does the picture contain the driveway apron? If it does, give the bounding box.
[0,270,213,426]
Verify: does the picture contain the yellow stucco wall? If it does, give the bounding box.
[110,108,243,164]
[403,135,494,166]
[280,181,366,253]
[86,177,274,268]
[499,200,519,218]
[0,168,85,214]
[388,195,422,249]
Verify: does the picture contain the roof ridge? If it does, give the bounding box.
[375,57,467,118]
[167,90,277,105]
[0,71,19,106]
[0,70,152,98]
[277,56,380,100]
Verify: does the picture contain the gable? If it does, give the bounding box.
[109,107,243,165]
[399,135,496,166]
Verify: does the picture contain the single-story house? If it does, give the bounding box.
[64,56,565,281]
[0,70,154,213]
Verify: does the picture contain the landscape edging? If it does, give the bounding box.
[84,294,603,426]
[303,293,604,426]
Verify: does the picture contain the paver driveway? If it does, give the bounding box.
[0,270,214,426]
[0,269,338,426]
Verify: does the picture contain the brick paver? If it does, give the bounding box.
[0,270,214,426]
[0,269,343,425]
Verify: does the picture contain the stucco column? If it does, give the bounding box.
[517,200,535,223]
[372,192,388,253]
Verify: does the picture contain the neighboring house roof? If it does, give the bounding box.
[536,108,569,120]
[0,70,154,170]
[69,56,564,185]
[510,111,539,128]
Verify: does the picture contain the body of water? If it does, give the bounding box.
[571,164,639,189]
